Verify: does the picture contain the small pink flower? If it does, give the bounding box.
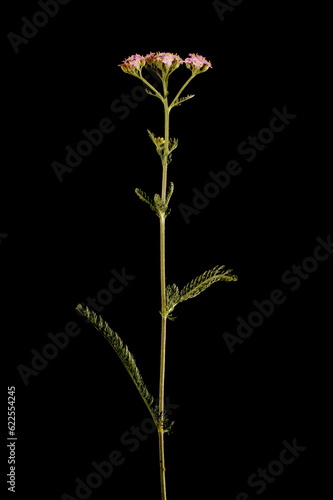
[184,53,212,70]
[118,54,146,69]
[153,52,183,67]
[145,52,156,60]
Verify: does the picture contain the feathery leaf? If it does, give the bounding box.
[147,130,178,164]
[147,129,165,158]
[169,138,178,153]
[145,88,160,99]
[153,193,172,218]
[173,94,195,107]
[135,188,156,213]
[76,304,158,425]
[165,283,180,317]
[166,182,174,206]
[165,265,238,318]
[180,265,238,302]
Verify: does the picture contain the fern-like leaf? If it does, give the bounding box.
[179,265,238,302]
[165,265,237,318]
[145,88,161,99]
[166,182,174,205]
[153,192,172,218]
[168,138,178,153]
[165,283,180,317]
[135,188,156,214]
[173,94,195,107]
[76,304,158,426]
[147,129,165,158]
[147,130,178,164]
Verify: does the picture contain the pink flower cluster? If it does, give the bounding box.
[145,52,183,67]
[119,54,146,68]
[184,53,213,69]
[119,52,212,72]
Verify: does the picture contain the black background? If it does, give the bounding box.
[1,1,331,499]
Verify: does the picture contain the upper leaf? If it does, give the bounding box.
[179,265,238,302]
[172,94,195,107]
[135,188,156,214]
[165,265,238,318]
[147,130,178,163]
[135,182,174,219]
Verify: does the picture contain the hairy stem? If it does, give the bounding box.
[158,77,170,500]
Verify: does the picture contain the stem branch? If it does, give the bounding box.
[140,75,164,102]
[169,73,196,110]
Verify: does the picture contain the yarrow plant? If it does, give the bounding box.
[76,51,237,500]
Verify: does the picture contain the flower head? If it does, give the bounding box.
[145,52,184,77]
[153,52,183,67]
[118,54,146,77]
[184,53,212,73]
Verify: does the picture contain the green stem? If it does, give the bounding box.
[140,75,164,102]
[158,77,170,500]
[158,314,167,500]
[169,73,196,110]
